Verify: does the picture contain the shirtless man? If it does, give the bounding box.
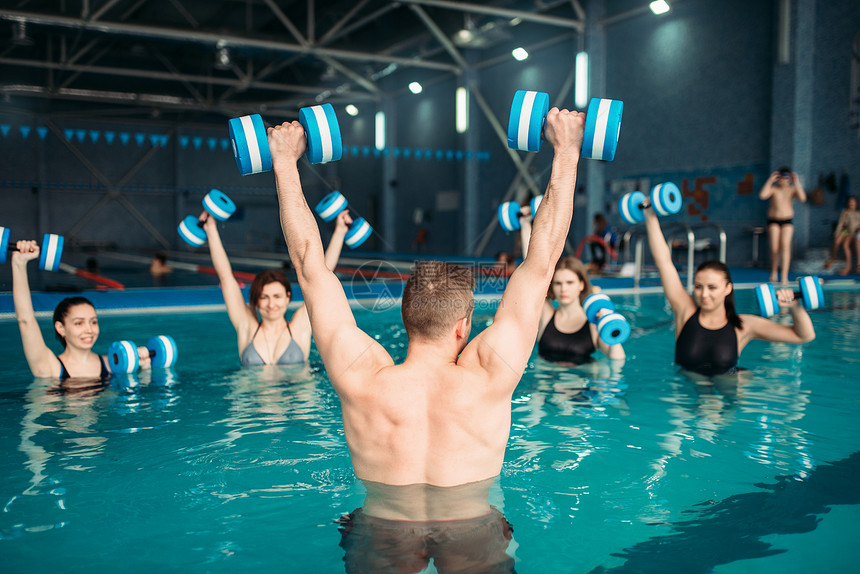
[269,107,583,490]
[759,167,807,284]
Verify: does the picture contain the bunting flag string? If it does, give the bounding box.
[0,122,491,162]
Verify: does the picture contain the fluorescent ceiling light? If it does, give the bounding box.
[650,1,671,15]
[575,51,588,109]
[408,82,423,94]
[375,111,385,150]
[512,47,529,61]
[345,105,359,116]
[456,87,469,134]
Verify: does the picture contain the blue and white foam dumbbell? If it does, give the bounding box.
[344,217,373,249]
[177,189,237,247]
[583,293,631,345]
[755,276,824,318]
[313,191,373,249]
[315,191,349,222]
[507,90,623,161]
[497,195,544,232]
[108,335,179,374]
[228,103,343,176]
[0,227,64,272]
[618,182,683,225]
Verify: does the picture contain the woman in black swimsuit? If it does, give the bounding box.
[519,208,625,365]
[642,198,816,376]
[11,240,151,379]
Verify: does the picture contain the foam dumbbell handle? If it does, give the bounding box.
[507,90,550,152]
[650,183,683,217]
[108,340,140,374]
[203,189,236,221]
[0,228,64,272]
[530,195,543,216]
[596,312,630,345]
[229,114,273,176]
[147,335,178,369]
[344,218,373,249]
[299,103,343,165]
[583,293,616,324]
[315,191,349,222]
[582,98,624,161]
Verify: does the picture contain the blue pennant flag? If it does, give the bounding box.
[19,126,31,139]
[104,131,115,144]
[207,137,217,150]
[149,134,161,147]
[37,127,48,140]
[160,135,170,147]
[120,132,131,145]
[135,133,146,146]
[0,125,10,138]
[193,137,202,150]
[89,130,100,143]
[75,129,86,142]
[179,136,189,149]
[63,129,74,141]
[220,138,230,151]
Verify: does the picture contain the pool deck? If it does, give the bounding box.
[2,258,858,319]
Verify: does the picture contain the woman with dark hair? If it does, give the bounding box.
[11,240,150,379]
[642,199,815,376]
[203,210,350,365]
[519,208,625,365]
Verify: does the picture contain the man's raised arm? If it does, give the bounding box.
[466,108,585,382]
[269,122,391,382]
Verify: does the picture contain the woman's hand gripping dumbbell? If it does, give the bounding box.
[1,229,64,272]
[497,195,544,232]
[314,191,373,249]
[755,276,824,318]
[618,183,683,225]
[582,293,631,345]
[108,335,178,373]
[177,189,237,247]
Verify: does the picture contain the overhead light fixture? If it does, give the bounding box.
[512,47,529,61]
[345,105,359,117]
[375,111,385,150]
[215,47,231,70]
[456,87,469,134]
[12,21,34,47]
[408,82,423,94]
[575,51,589,109]
[650,1,671,15]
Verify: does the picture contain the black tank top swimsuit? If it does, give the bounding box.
[58,355,111,381]
[538,311,596,365]
[674,309,739,376]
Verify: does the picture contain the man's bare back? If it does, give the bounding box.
[272,106,585,490]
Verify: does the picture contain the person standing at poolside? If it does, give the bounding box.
[269,106,583,488]
[759,167,807,284]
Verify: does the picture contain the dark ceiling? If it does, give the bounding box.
[0,0,632,125]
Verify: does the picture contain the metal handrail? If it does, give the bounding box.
[621,222,727,291]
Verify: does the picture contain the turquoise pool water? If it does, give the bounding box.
[0,288,858,573]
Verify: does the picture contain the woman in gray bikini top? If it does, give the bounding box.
[201,210,352,366]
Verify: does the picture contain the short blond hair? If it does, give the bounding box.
[401,261,475,340]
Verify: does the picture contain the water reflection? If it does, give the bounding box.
[337,477,517,573]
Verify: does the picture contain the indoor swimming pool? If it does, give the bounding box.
[0,288,858,573]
